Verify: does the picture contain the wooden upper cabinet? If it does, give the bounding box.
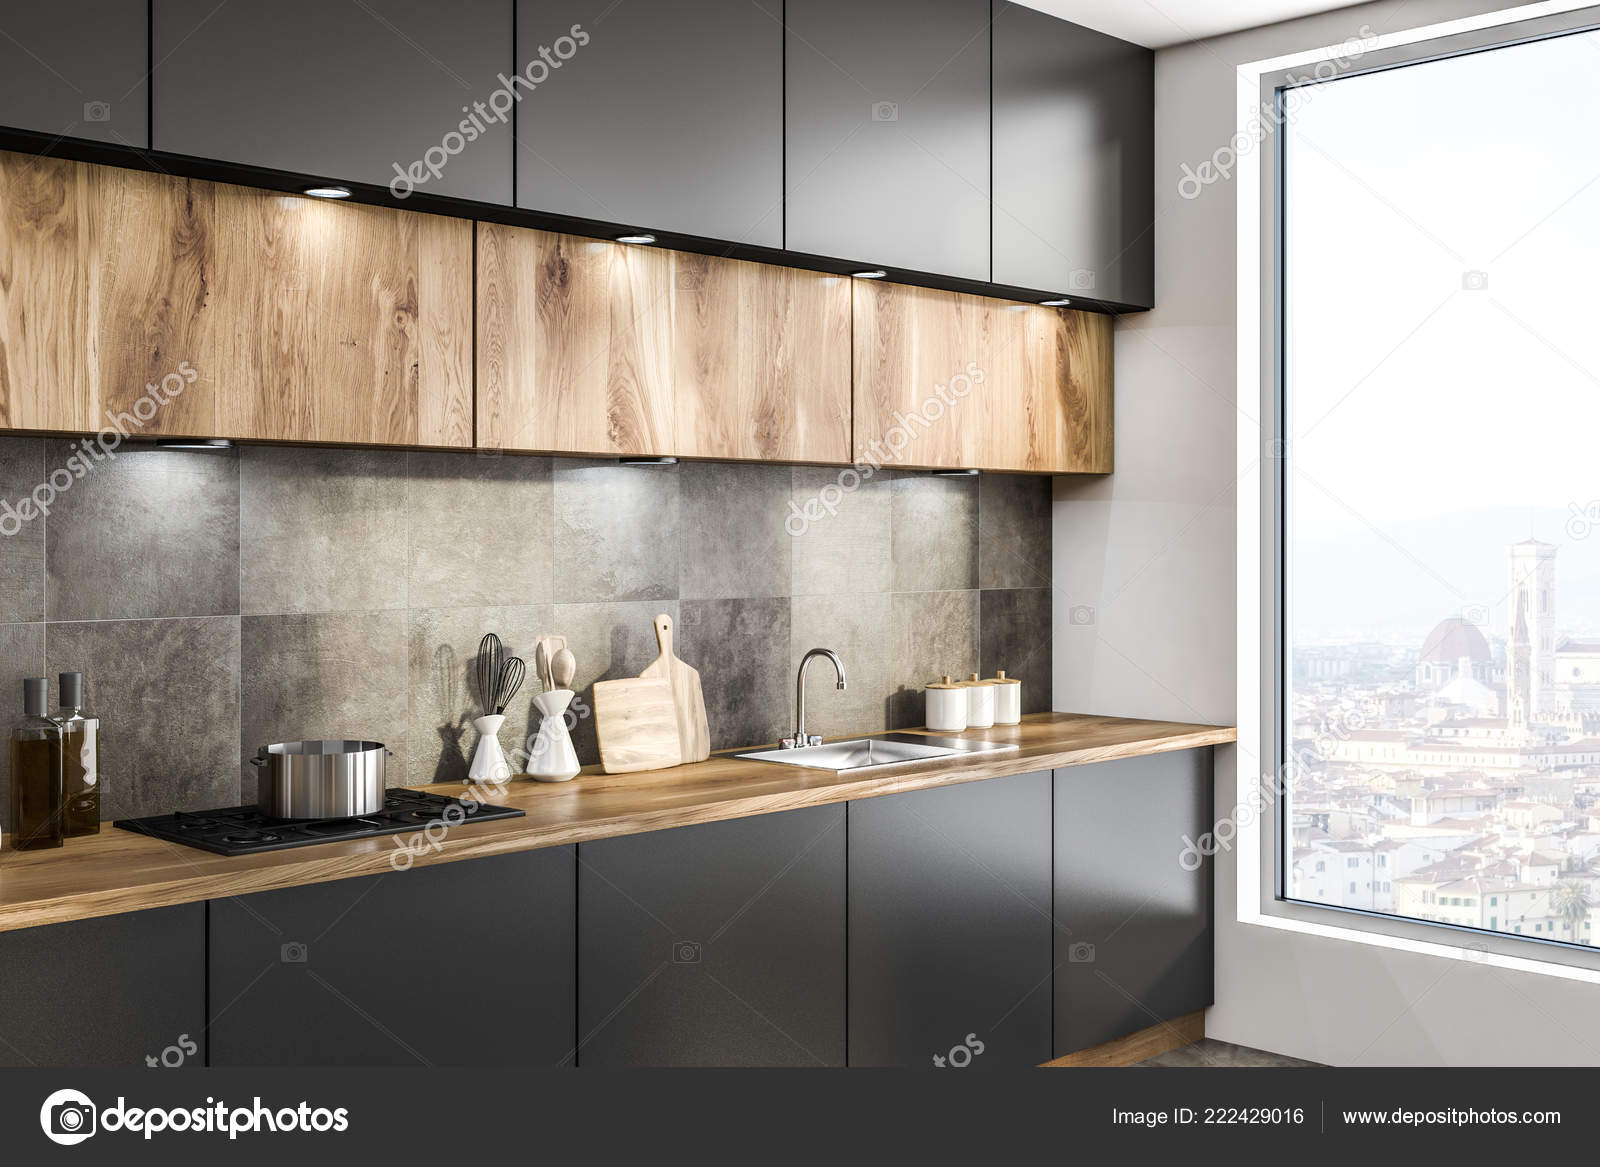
[0,150,473,447]
[476,223,851,462]
[852,281,1112,474]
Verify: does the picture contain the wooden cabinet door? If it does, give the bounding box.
[847,772,1054,1067]
[673,253,851,463]
[0,151,474,447]
[852,281,1113,473]
[1053,749,1214,1055]
[477,225,851,462]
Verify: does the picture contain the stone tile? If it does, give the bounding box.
[1138,1039,1321,1068]
[0,437,45,622]
[406,604,553,786]
[0,622,45,832]
[406,451,553,610]
[679,461,791,599]
[981,588,1053,715]
[888,590,980,729]
[549,599,681,766]
[239,446,407,615]
[790,593,892,739]
[979,474,1051,590]
[46,617,241,820]
[240,611,408,797]
[45,443,240,621]
[890,474,978,592]
[553,459,678,604]
[679,597,790,751]
[789,466,894,596]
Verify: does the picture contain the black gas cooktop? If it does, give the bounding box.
[115,788,525,856]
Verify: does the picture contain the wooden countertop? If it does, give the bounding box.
[0,713,1234,934]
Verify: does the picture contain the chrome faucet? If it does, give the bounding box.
[784,648,847,748]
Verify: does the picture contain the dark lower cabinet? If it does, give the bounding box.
[208,848,574,1066]
[577,805,845,1066]
[848,772,1053,1067]
[1053,749,1214,1055]
[0,904,203,1068]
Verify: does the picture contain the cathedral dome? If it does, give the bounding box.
[1420,617,1491,664]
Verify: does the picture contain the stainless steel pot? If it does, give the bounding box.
[250,740,391,819]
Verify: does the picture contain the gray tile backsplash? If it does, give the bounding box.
[0,437,1051,820]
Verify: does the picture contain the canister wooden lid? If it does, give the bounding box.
[986,669,1021,685]
[926,675,962,690]
[962,672,994,686]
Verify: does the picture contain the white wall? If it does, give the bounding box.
[1052,0,1600,1064]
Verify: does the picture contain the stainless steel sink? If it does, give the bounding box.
[734,732,1017,773]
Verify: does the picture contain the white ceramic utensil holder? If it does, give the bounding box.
[924,676,968,732]
[468,714,513,784]
[527,690,581,783]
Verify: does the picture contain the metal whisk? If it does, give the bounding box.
[495,656,527,715]
[476,633,504,717]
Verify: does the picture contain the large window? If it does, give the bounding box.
[1280,22,1600,950]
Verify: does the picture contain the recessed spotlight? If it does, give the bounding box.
[1040,297,1072,307]
[618,455,677,466]
[851,269,888,279]
[616,233,657,245]
[154,438,234,451]
[931,468,979,477]
[302,185,351,199]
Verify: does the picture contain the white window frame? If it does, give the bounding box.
[1237,0,1600,981]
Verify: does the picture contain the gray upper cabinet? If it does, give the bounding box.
[0,0,148,146]
[785,0,991,280]
[993,3,1154,307]
[151,0,514,203]
[516,0,783,246]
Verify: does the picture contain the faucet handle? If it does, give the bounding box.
[780,736,799,750]
[805,734,823,747]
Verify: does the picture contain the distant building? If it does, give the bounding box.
[1556,638,1600,714]
[1508,539,1558,717]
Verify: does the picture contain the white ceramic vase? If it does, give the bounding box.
[527,690,581,783]
[468,713,512,784]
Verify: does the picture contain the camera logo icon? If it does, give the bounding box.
[40,1088,97,1145]
[1068,941,1096,963]
[1461,269,1489,291]
[83,101,111,123]
[672,940,702,964]
[871,101,899,122]
[281,941,308,963]
[1069,268,1097,291]
[1068,604,1096,628]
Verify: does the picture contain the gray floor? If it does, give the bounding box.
[1137,1038,1321,1067]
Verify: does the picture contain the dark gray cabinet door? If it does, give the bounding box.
[0,1,148,146]
[516,0,782,246]
[785,0,990,279]
[152,0,513,201]
[1054,749,1213,1055]
[848,772,1053,1067]
[993,3,1154,307]
[209,848,575,1066]
[577,805,845,1066]
[0,904,203,1068]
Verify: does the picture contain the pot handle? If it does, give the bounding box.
[248,755,267,767]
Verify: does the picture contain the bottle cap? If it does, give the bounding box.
[59,671,84,709]
[23,677,48,718]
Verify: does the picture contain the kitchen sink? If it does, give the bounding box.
[734,732,1017,773]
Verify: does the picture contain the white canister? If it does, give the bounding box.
[924,675,968,732]
[989,670,1022,725]
[964,673,995,729]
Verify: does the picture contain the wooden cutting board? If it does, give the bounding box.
[592,676,682,774]
[640,613,711,763]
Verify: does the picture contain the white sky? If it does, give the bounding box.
[1286,27,1600,539]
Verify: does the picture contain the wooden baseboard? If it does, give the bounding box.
[1040,1011,1205,1067]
